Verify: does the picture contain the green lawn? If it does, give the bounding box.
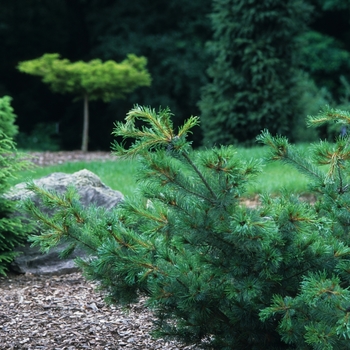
[239,144,312,196]
[10,144,315,198]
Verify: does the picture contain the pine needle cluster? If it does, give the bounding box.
[24,105,350,349]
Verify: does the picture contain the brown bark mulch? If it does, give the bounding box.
[0,272,199,350]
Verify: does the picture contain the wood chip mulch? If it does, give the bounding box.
[0,272,200,350]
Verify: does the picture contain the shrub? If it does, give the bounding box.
[0,132,31,275]
[24,106,350,348]
[0,95,19,139]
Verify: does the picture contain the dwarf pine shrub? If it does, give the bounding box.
[24,105,350,349]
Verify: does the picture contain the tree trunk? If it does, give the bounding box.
[81,93,89,152]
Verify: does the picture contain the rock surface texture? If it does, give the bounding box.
[7,169,124,275]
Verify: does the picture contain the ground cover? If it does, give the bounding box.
[0,272,197,349]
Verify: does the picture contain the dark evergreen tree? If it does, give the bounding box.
[23,105,350,348]
[86,0,212,147]
[199,0,313,146]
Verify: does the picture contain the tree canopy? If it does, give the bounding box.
[17,53,151,151]
[199,0,313,146]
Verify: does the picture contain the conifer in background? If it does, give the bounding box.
[0,96,19,139]
[23,105,350,348]
[0,98,30,275]
[199,0,313,146]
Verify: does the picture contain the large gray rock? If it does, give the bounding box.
[7,169,124,275]
[8,169,124,210]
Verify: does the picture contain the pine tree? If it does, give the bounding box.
[23,106,350,349]
[199,0,313,146]
[0,96,31,275]
[258,105,350,348]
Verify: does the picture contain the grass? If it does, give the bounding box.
[240,144,312,197]
[9,159,139,198]
[10,144,315,199]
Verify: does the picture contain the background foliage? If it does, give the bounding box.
[1,0,350,149]
[199,0,313,146]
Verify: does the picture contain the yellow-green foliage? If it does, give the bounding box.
[18,53,152,151]
[17,53,151,101]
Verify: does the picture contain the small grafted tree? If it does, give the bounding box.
[22,105,350,348]
[199,0,313,146]
[17,53,151,152]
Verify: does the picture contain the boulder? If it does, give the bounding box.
[7,169,124,275]
[11,244,88,275]
[7,169,124,210]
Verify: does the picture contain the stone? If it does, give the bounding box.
[11,244,88,275]
[7,169,124,210]
[7,169,124,275]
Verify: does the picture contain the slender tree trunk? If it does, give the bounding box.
[82,93,89,152]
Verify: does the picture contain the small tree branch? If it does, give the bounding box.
[181,152,218,201]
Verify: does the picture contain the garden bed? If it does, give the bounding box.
[0,272,198,349]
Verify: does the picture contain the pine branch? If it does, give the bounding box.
[307,105,350,127]
[181,152,218,201]
[113,106,218,202]
[112,105,199,158]
[257,130,325,182]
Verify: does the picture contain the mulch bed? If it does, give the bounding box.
[0,272,198,350]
